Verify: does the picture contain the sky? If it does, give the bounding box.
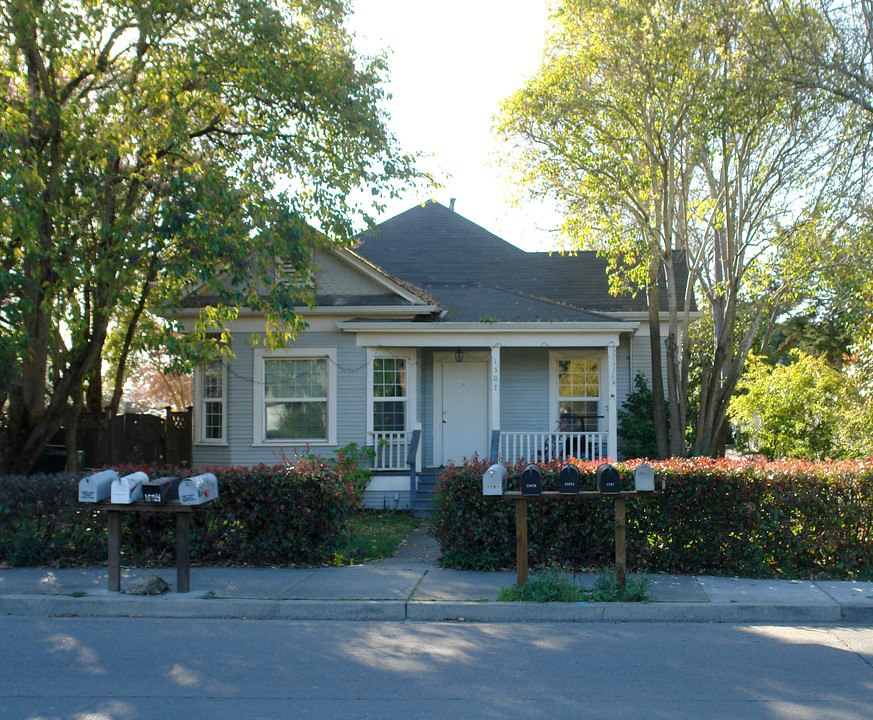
[347,0,565,251]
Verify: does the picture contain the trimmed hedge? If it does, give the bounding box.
[0,459,364,567]
[432,457,873,579]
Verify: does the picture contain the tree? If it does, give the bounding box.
[499,0,712,457]
[729,349,873,458]
[497,0,860,457]
[752,0,873,118]
[0,0,422,475]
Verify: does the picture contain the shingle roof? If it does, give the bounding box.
[355,200,683,321]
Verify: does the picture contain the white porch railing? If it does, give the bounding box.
[499,431,608,464]
[371,431,413,471]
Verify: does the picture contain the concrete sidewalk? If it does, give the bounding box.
[3,525,873,623]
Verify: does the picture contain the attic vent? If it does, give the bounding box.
[279,261,315,288]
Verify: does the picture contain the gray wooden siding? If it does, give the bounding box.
[361,490,410,511]
[194,329,369,468]
[615,338,632,414]
[500,349,550,431]
[313,251,393,297]
[192,329,657,471]
[627,329,670,397]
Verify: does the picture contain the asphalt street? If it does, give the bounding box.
[4,617,873,720]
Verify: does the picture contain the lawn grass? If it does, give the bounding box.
[333,511,422,565]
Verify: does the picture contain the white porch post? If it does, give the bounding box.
[607,341,617,459]
[490,345,501,435]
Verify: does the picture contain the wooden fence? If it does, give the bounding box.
[76,408,192,469]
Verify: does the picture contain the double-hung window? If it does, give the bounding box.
[373,357,407,433]
[368,351,415,470]
[199,359,226,443]
[254,348,337,445]
[556,358,600,432]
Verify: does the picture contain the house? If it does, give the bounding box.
[177,200,682,511]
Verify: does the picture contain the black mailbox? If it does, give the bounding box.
[521,464,542,495]
[596,464,621,494]
[558,464,580,493]
[142,476,180,504]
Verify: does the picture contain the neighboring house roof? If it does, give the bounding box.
[355,200,686,322]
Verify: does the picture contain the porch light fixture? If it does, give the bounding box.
[454,347,464,363]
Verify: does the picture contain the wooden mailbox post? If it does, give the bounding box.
[81,471,219,593]
[94,501,210,593]
[495,490,657,588]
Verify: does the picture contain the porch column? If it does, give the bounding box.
[607,341,617,459]
[490,345,501,435]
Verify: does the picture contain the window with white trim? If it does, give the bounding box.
[557,359,600,431]
[372,357,407,432]
[200,359,226,443]
[265,357,328,440]
[254,348,336,445]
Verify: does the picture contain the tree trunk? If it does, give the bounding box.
[64,402,82,475]
[1,314,110,475]
[107,259,159,418]
[647,259,670,459]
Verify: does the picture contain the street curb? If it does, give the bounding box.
[406,601,843,624]
[0,596,407,621]
[0,595,853,623]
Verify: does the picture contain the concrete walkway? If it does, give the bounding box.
[3,525,873,623]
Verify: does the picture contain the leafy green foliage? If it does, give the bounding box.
[497,0,862,459]
[586,568,649,602]
[729,350,873,459]
[197,460,362,565]
[617,373,662,460]
[0,473,104,566]
[0,0,424,474]
[497,563,586,602]
[434,457,873,579]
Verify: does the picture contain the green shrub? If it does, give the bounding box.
[432,457,873,579]
[617,373,663,459]
[432,458,629,571]
[0,473,106,566]
[0,455,366,567]
[198,460,362,565]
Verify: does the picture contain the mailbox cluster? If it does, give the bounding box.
[482,462,656,495]
[78,470,219,505]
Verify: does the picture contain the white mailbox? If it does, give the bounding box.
[179,473,219,505]
[634,463,655,492]
[78,469,119,503]
[111,471,148,504]
[482,464,507,496]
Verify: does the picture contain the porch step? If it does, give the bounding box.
[411,471,439,519]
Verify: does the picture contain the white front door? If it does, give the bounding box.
[440,360,489,465]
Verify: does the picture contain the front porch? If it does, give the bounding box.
[350,324,635,515]
[369,428,610,471]
[367,428,610,517]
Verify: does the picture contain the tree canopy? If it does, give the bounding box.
[497,0,867,457]
[729,349,873,459]
[0,0,423,474]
